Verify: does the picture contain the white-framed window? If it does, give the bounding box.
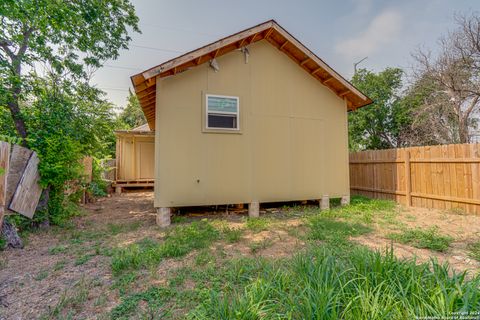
[205,94,239,130]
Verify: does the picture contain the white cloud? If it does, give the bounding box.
[335,9,403,61]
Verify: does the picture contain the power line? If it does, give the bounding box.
[103,64,143,71]
[130,44,183,54]
[98,87,131,92]
[141,22,221,38]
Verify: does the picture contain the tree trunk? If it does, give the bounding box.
[7,92,28,146]
[458,116,469,143]
[1,220,23,249]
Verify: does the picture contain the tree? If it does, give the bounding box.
[412,13,480,143]
[118,89,146,129]
[0,0,140,144]
[0,1,139,236]
[349,68,413,150]
[402,75,460,145]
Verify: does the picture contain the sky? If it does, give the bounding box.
[92,0,480,111]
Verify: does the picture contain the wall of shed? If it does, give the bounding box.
[154,40,349,208]
[116,134,155,181]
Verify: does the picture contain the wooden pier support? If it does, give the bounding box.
[156,207,171,227]
[248,201,259,218]
[320,195,330,211]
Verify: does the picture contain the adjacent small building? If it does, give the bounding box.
[114,124,155,191]
[130,20,372,226]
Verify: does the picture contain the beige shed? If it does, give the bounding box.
[130,20,372,226]
[114,124,155,192]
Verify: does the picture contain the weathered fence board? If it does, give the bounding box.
[6,145,33,214]
[9,152,42,218]
[0,142,10,227]
[350,143,480,214]
[82,156,93,183]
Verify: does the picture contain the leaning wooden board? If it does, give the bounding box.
[0,141,10,227]
[9,152,42,218]
[6,144,33,214]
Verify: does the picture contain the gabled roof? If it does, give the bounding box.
[131,20,372,129]
[115,123,153,136]
[131,123,150,132]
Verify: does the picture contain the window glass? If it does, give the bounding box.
[206,95,239,130]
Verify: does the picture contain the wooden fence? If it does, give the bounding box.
[349,143,480,214]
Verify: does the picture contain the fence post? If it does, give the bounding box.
[405,150,412,207]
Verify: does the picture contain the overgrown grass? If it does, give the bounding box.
[388,227,453,252]
[222,227,243,243]
[110,286,172,319]
[307,216,371,245]
[40,277,93,319]
[244,217,270,233]
[249,238,273,254]
[190,246,480,319]
[111,220,219,275]
[467,241,480,261]
[106,221,142,235]
[105,198,480,319]
[322,195,397,224]
[48,245,68,255]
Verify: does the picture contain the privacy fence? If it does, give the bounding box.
[349,143,480,215]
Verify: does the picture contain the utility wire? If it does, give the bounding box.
[141,22,221,38]
[130,44,183,53]
[98,87,131,92]
[103,64,143,71]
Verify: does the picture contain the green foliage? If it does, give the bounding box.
[118,90,147,129]
[111,220,219,275]
[190,247,480,319]
[349,68,413,150]
[0,0,139,230]
[88,158,111,197]
[245,217,270,233]
[0,0,139,87]
[388,227,453,252]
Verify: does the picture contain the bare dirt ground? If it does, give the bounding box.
[356,206,480,273]
[0,191,479,319]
